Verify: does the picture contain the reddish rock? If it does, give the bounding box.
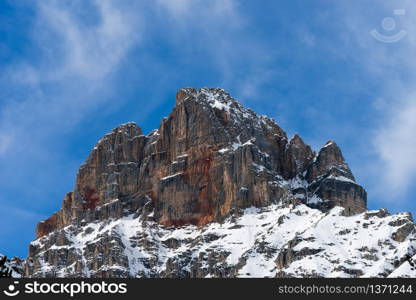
[36,214,58,238]
[35,88,367,238]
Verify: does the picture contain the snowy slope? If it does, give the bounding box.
[27,204,416,278]
[0,254,23,278]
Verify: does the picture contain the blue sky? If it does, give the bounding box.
[1,0,416,257]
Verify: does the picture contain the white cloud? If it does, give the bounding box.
[155,0,237,19]
[0,0,141,155]
[369,2,416,198]
[328,1,416,200]
[35,0,140,81]
[154,0,273,99]
[0,1,145,238]
[373,96,416,196]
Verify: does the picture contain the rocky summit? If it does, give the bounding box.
[20,88,415,278]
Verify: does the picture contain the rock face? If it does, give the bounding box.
[35,88,366,238]
[305,141,367,215]
[24,88,410,278]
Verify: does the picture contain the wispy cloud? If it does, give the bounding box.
[154,0,274,99]
[369,4,416,199]
[336,0,416,201]
[374,95,416,195]
[155,0,238,21]
[0,0,141,156]
[0,1,144,256]
[34,0,141,81]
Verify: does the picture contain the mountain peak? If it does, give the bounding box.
[24,88,382,278]
[36,88,367,239]
[175,87,197,105]
[175,87,228,105]
[322,140,336,148]
[315,139,353,180]
[175,87,249,120]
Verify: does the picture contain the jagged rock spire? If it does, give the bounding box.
[305,140,366,214]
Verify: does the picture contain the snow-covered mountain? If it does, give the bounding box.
[25,204,416,278]
[0,254,23,278]
[20,88,415,278]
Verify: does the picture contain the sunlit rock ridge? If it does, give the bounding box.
[22,88,415,278]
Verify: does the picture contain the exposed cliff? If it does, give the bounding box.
[23,88,414,278]
[35,88,366,239]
